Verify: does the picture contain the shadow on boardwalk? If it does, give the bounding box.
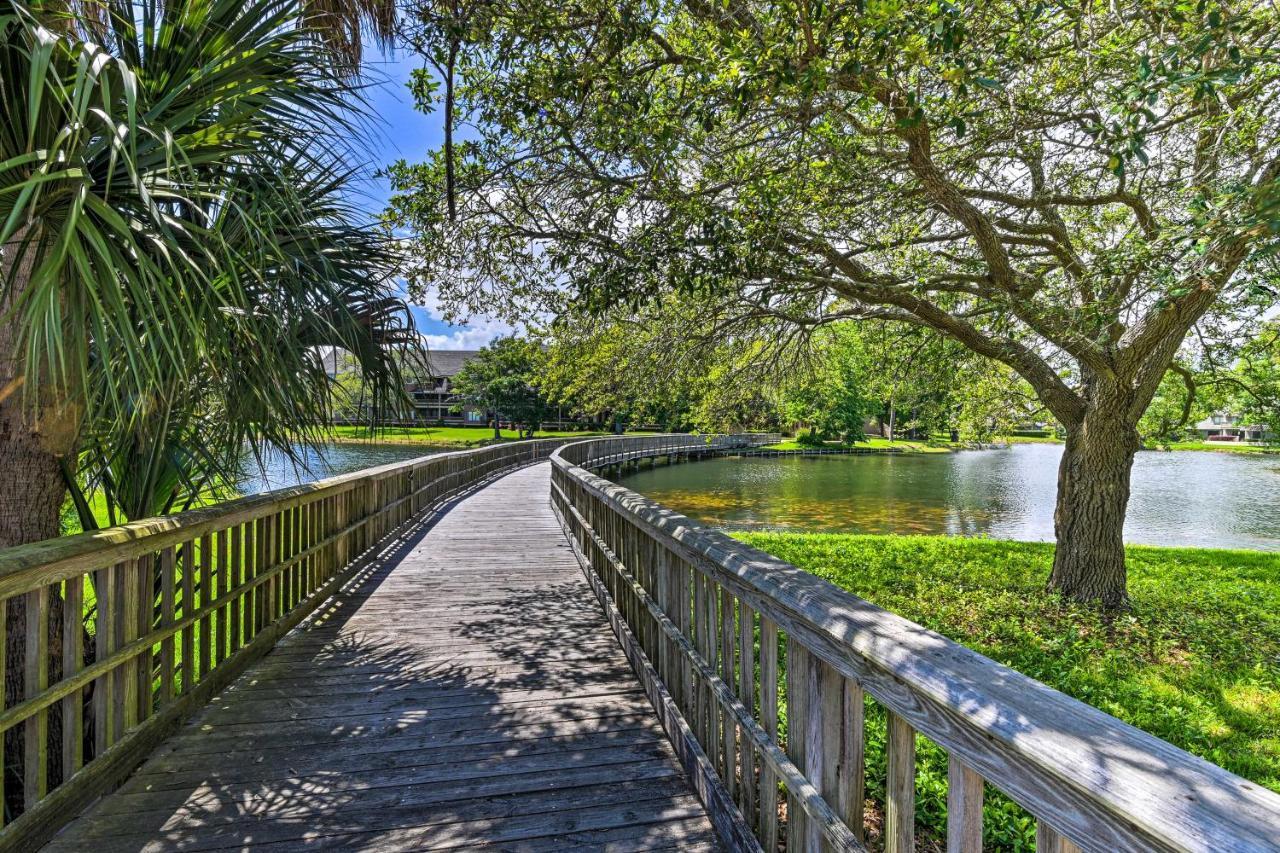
[44,464,720,852]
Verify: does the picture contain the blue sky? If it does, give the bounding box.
[355,49,514,349]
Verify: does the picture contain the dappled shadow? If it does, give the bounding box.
[42,466,718,852]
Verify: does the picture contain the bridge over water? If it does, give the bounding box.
[2,435,1278,852]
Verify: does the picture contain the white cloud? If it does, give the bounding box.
[420,318,514,350]
[410,284,518,350]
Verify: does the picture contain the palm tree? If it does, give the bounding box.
[0,0,417,812]
[0,0,413,544]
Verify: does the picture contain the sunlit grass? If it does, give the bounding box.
[762,436,952,453]
[326,425,649,447]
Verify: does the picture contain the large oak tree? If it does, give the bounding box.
[387,0,1280,608]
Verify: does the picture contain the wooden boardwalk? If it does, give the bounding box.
[45,463,721,852]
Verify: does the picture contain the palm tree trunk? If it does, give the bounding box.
[1,228,78,812]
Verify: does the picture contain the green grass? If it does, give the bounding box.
[326,424,633,447]
[763,436,952,453]
[1160,440,1279,454]
[998,433,1280,454]
[1000,433,1063,444]
[733,532,1280,849]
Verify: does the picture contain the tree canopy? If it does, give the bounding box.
[388,0,1280,607]
[450,336,551,436]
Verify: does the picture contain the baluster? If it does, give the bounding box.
[947,755,983,853]
[118,559,140,733]
[1036,822,1082,853]
[244,519,258,642]
[289,504,301,608]
[702,573,720,771]
[264,513,278,623]
[217,529,229,665]
[759,617,780,848]
[786,641,815,850]
[159,548,176,707]
[136,553,152,721]
[181,543,195,693]
[719,586,736,797]
[738,601,757,830]
[306,500,317,595]
[198,534,212,679]
[62,575,85,782]
[93,565,115,753]
[838,676,865,842]
[652,544,671,692]
[690,566,706,750]
[23,585,49,809]
[885,711,916,853]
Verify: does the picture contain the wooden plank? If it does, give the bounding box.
[229,524,242,656]
[885,711,915,853]
[785,638,810,850]
[738,600,757,830]
[1036,821,1083,853]
[720,586,736,798]
[61,575,84,781]
[198,533,212,679]
[216,529,229,667]
[23,585,49,809]
[180,543,195,694]
[759,617,780,848]
[947,755,983,853]
[93,565,115,754]
[840,677,865,841]
[159,547,175,707]
[116,558,138,732]
[136,553,152,723]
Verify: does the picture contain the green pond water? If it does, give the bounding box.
[618,443,1280,551]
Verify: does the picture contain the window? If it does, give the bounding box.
[466,410,483,423]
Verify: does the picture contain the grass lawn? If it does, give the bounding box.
[1000,433,1063,444]
[763,437,952,453]
[326,424,632,447]
[998,433,1280,454]
[1161,439,1280,454]
[734,532,1280,849]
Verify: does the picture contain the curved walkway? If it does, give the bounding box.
[45,463,720,852]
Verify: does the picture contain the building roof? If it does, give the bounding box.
[423,349,479,378]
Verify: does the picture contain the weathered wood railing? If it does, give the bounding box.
[0,438,566,849]
[550,436,1280,852]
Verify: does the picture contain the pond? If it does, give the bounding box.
[236,442,437,494]
[618,443,1280,551]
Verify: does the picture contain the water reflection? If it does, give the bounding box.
[619,444,1280,551]
[236,443,436,494]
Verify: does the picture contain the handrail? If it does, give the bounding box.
[0,437,568,850]
[550,435,1280,853]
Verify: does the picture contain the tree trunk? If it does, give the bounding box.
[1049,404,1140,610]
[2,227,79,811]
